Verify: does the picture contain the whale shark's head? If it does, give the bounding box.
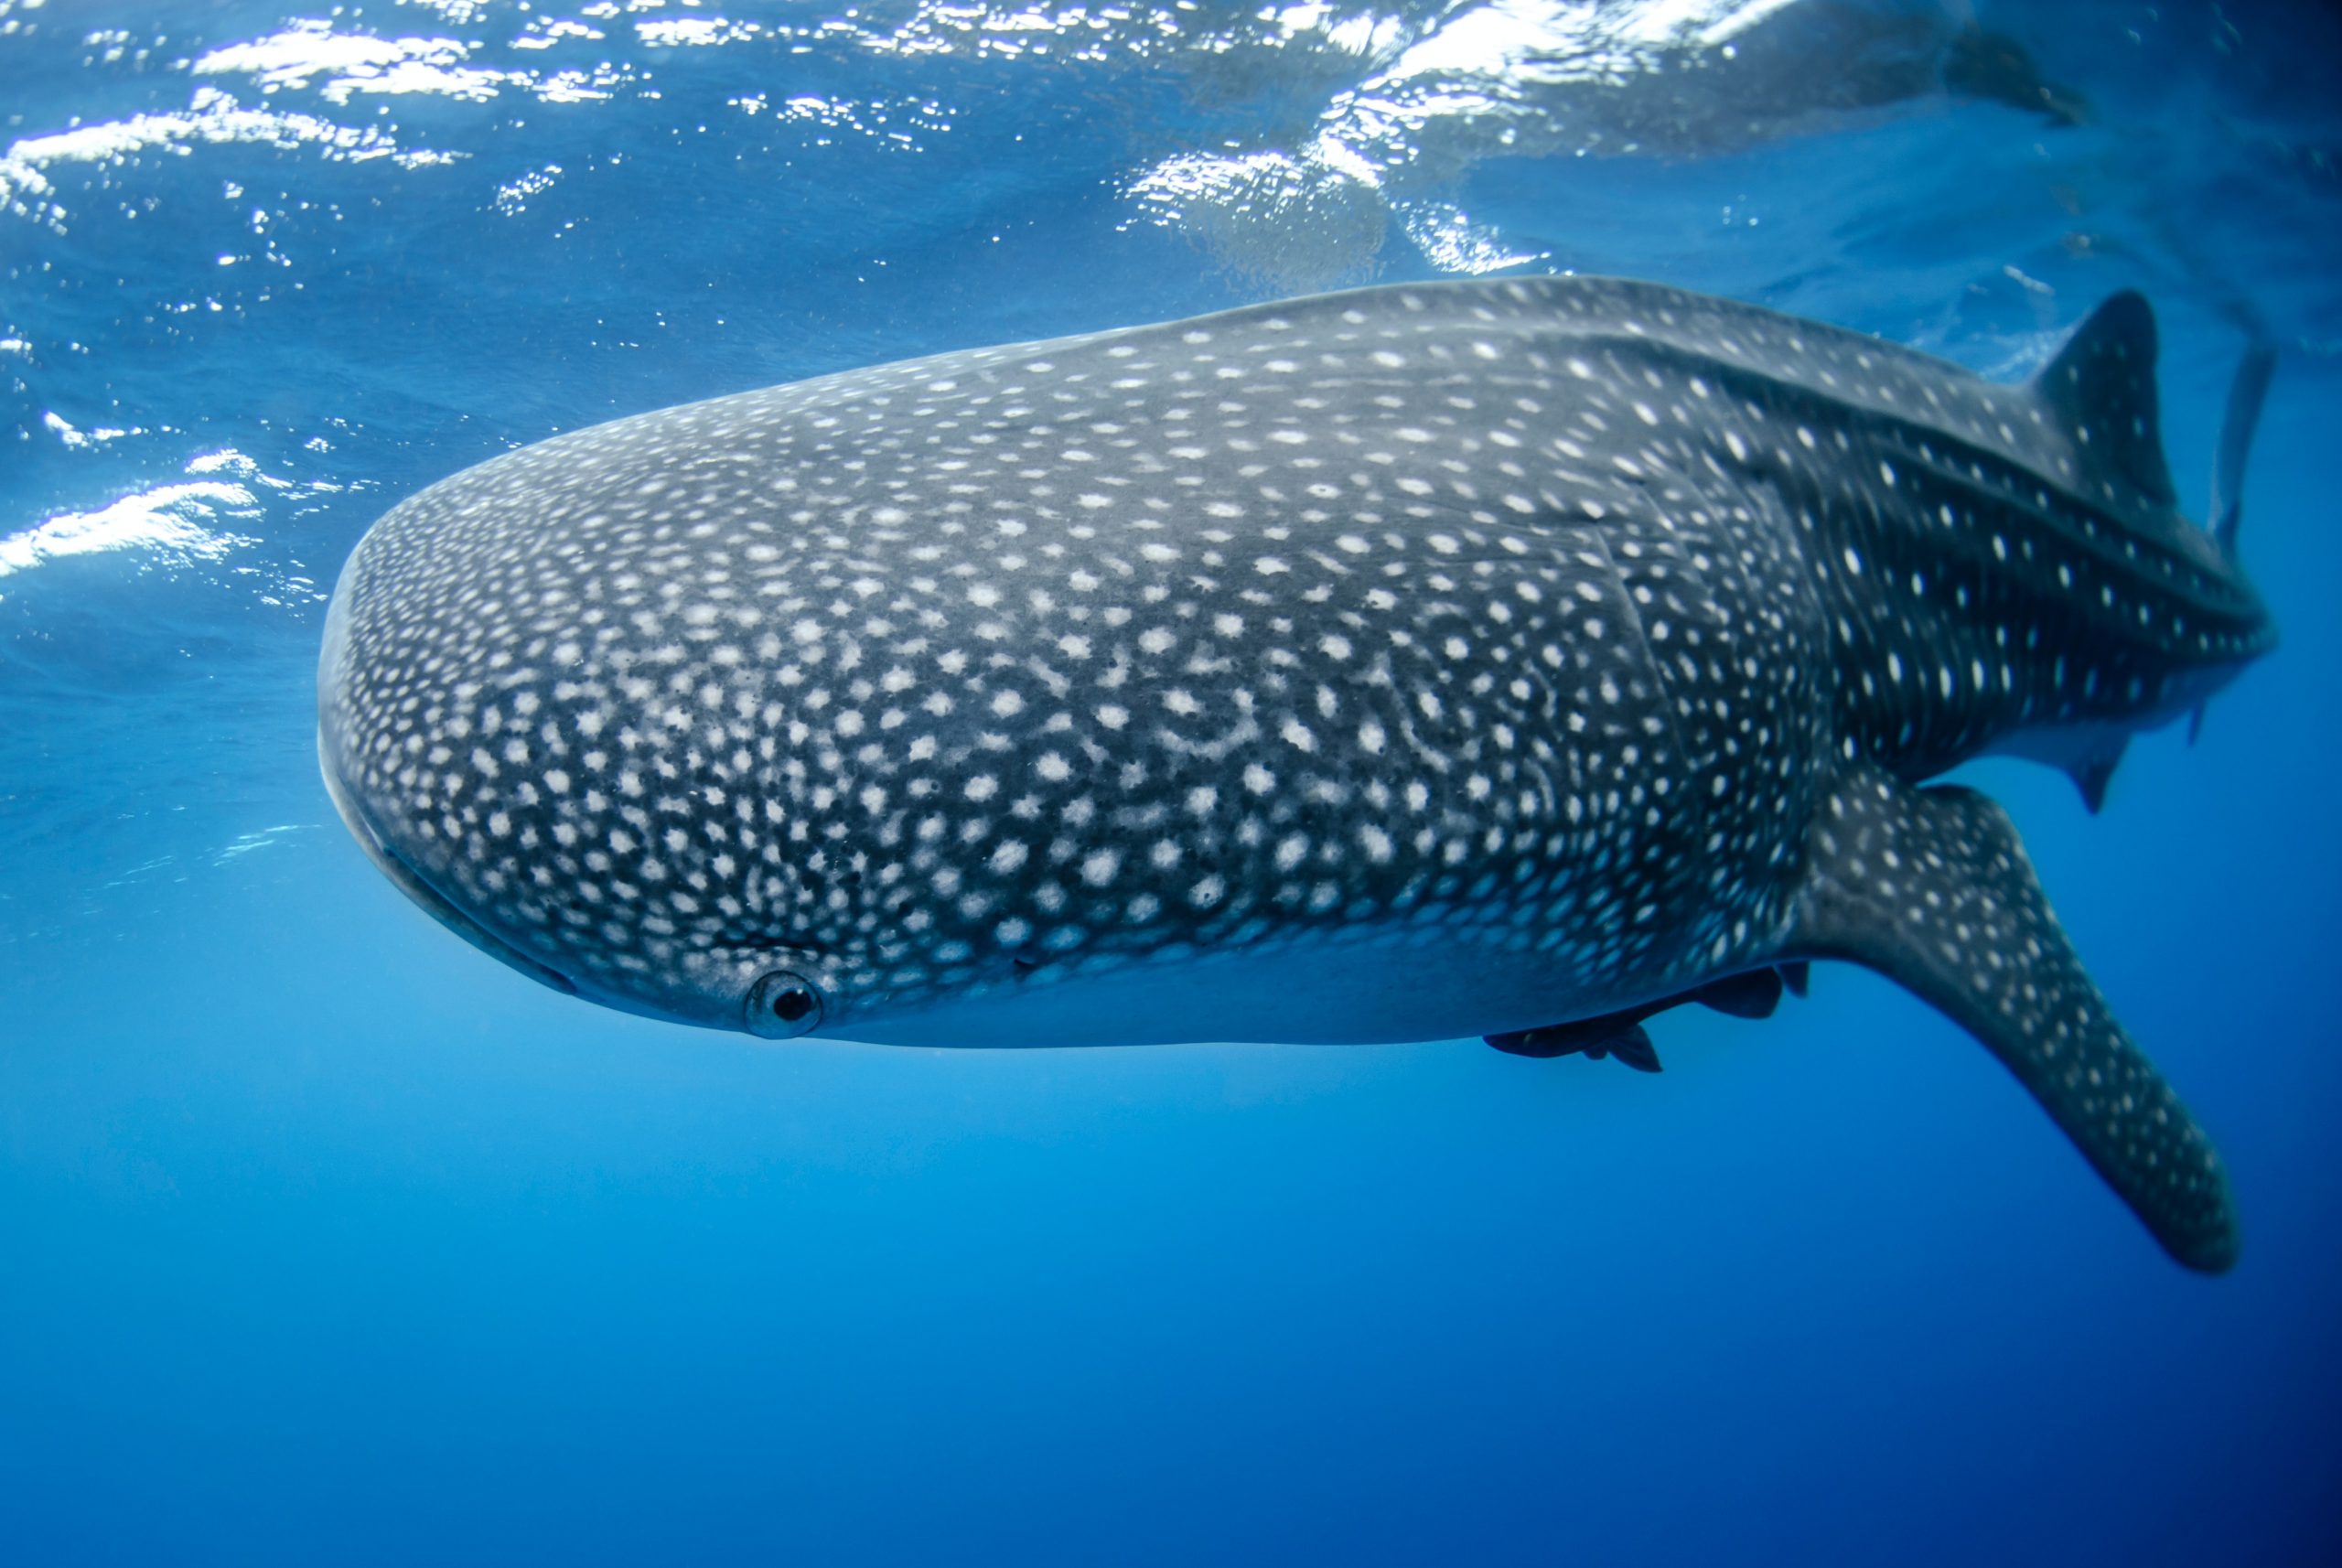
[317,491,951,1045]
[319,570,907,1047]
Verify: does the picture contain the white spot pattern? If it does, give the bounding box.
[320,275,2273,1048]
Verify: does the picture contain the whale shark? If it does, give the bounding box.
[317,276,2275,1271]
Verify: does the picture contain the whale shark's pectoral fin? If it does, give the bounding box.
[1792,766,2239,1272]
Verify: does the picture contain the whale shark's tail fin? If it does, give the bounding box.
[2210,337,2278,563]
[1792,765,2239,1273]
[2191,336,2278,744]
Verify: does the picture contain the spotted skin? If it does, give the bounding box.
[1798,766,2239,1273]
[318,276,2273,1268]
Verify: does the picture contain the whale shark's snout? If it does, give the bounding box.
[317,721,578,1000]
[317,570,579,1001]
[317,522,856,1036]
[318,275,2277,1270]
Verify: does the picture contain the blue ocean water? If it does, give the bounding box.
[3,0,2338,1561]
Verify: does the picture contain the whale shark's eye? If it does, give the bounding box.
[747,970,824,1039]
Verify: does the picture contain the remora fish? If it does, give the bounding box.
[318,277,2276,1270]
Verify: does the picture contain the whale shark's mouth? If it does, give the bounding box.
[317,729,579,998]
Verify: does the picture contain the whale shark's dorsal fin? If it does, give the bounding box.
[2030,291,2177,510]
[1793,765,2238,1272]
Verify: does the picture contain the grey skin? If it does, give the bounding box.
[319,276,2275,1271]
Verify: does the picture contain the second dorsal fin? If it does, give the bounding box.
[2029,291,2177,510]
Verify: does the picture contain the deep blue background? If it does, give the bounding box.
[3,2,2337,1562]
